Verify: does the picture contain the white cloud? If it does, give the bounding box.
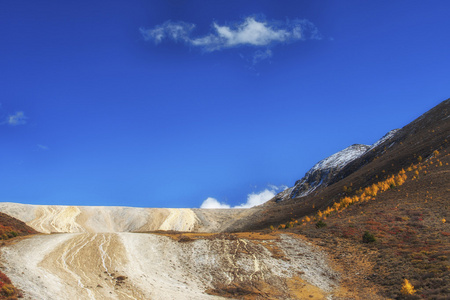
[192,18,295,50]
[6,111,27,126]
[140,16,320,54]
[200,197,231,209]
[234,188,277,208]
[200,185,288,209]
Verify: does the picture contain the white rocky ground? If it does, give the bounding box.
[0,202,340,299]
[1,232,338,299]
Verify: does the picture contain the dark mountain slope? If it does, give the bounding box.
[228,98,450,232]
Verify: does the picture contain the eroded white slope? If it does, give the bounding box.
[1,232,339,300]
[0,203,251,233]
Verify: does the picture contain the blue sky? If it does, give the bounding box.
[1,0,449,208]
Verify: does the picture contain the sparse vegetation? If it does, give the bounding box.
[302,150,448,298]
[265,145,450,299]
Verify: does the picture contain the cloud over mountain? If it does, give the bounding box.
[200,185,287,209]
[200,197,231,209]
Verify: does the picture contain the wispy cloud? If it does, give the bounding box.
[252,49,273,65]
[142,21,195,44]
[141,16,320,63]
[5,111,27,126]
[37,144,49,151]
[200,185,287,209]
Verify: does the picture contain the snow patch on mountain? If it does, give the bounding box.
[368,129,400,152]
[309,144,370,174]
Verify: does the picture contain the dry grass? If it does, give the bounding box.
[145,230,279,242]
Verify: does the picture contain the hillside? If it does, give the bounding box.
[293,148,450,299]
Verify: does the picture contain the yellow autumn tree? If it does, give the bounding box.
[401,279,416,295]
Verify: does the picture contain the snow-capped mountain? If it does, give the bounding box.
[275,130,400,202]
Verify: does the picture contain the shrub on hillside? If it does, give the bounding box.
[362,231,376,243]
[315,220,327,228]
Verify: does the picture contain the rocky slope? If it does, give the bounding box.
[276,144,371,202]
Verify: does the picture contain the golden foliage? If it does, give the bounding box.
[289,167,410,228]
[400,279,416,295]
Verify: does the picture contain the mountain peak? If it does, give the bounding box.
[276,131,401,202]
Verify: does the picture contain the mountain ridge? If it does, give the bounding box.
[275,130,400,203]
